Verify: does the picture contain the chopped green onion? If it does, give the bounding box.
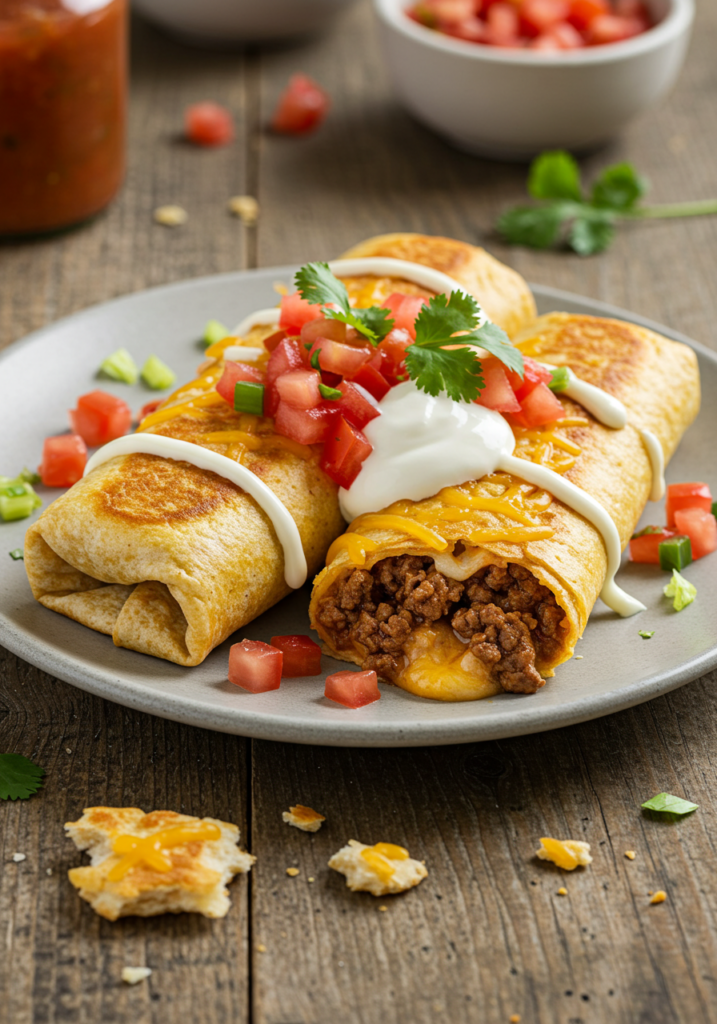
[2,484,27,498]
[234,381,265,416]
[712,501,717,519]
[8,549,24,560]
[549,366,571,392]
[310,349,321,371]
[641,792,698,818]
[304,342,313,351]
[19,468,41,485]
[204,319,230,347]
[638,630,655,639]
[663,569,696,612]
[658,535,692,572]
[319,383,342,400]
[141,355,176,391]
[632,525,662,538]
[0,493,37,521]
[99,347,138,384]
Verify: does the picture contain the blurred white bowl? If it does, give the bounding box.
[133,0,357,45]
[373,0,694,159]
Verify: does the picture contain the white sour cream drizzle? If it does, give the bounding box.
[340,382,646,618]
[222,345,265,362]
[639,428,666,501]
[83,436,308,589]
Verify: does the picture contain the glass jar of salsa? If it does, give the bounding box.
[0,0,127,235]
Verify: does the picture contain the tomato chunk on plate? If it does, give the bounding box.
[185,102,235,147]
[271,74,330,135]
[511,381,565,428]
[665,482,713,528]
[322,381,380,431]
[673,507,717,560]
[40,434,87,487]
[275,400,334,445]
[279,291,323,334]
[216,361,264,406]
[69,390,132,447]
[324,669,380,708]
[475,358,521,413]
[349,362,391,401]
[228,640,282,692]
[628,528,674,565]
[270,634,322,677]
[320,416,372,489]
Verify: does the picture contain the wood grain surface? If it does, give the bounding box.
[1,2,716,1022]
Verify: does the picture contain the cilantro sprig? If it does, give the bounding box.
[0,754,45,801]
[497,150,717,256]
[295,262,394,344]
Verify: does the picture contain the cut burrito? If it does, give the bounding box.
[310,313,700,700]
[24,234,535,666]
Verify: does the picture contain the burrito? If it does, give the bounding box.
[310,313,700,700]
[24,234,534,666]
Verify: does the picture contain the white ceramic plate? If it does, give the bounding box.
[1,269,715,747]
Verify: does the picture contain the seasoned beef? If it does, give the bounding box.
[317,556,568,694]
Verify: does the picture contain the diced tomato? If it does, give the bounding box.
[445,16,488,41]
[40,434,87,488]
[270,634,322,677]
[274,400,334,445]
[308,337,372,378]
[324,669,380,709]
[228,640,282,693]
[184,102,235,147]
[567,0,610,30]
[279,291,323,334]
[266,337,305,388]
[665,482,713,528]
[69,390,132,447]
[322,381,380,431]
[538,20,584,46]
[520,0,570,36]
[275,369,322,410]
[377,327,412,381]
[300,315,346,349]
[506,355,552,402]
[263,329,287,354]
[511,381,565,427]
[320,416,372,489]
[629,528,674,565]
[475,359,521,413]
[349,362,391,401]
[429,0,474,22]
[216,362,264,407]
[271,74,330,135]
[139,399,162,420]
[673,508,717,560]
[485,2,520,44]
[382,293,428,340]
[588,12,644,43]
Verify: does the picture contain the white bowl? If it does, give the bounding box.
[133,0,357,45]
[373,0,694,159]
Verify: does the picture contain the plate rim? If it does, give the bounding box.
[1,270,715,747]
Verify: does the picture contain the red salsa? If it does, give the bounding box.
[0,0,127,234]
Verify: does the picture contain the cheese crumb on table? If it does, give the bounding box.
[510,1016,522,1023]
[536,838,592,871]
[12,853,26,863]
[328,840,427,897]
[286,867,300,877]
[65,806,254,921]
[650,890,667,904]
[228,195,259,225]
[153,205,188,227]
[282,805,325,832]
[121,967,152,985]
[256,943,267,953]
[557,887,568,896]
[625,850,636,860]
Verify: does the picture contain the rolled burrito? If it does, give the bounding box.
[310,314,700,700]
[24,234,534,666]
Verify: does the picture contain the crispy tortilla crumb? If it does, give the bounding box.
[557,887,568,896]
[650,890,666,904]
[153,205,188,227]
[648,890,654,895]
[308,876,315,883]
[12,853,26,863]
[536,838,592,871]
[121,967,152,985]
[379,905,388,912]
[329,840,427,897]
[510,1016,521,1023]
[256,944,267,953]
[228,195,259,225]
[625,850,636,860]
[286,867,300,877]
[282,805,325,832]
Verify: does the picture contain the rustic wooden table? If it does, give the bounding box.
[2,3,717,1022]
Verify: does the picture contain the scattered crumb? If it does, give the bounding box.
[228,195,259,225]
[625,850,636,860]
[12,853,26,863]
[510,1016,521,1023]
[379,905,388,912]
[328,840,427,897]
[280,931,287,938]
[46,868,53,876]
[575,655,583,660]
[338,960,345,967]
[66,748,72,754]
[557,887,568,896]
[282,805,325,832]
[121,967,152,985]
[256,943,267,953]
[648,890,653,896]
[536,838,592,871]
[286,867,300,877]
[650,890,666,904]
[308,876,315,883]
[153,205,188,227]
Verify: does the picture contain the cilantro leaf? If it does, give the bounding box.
[497,204,566,250]
[569,212,615,256]
[9,549,24,560]
[471,320,524,375]
[641,792,698,818]
[413,290,482,342]
[295,261,350,310]
[351,305,395,343]
[405,343,485,403]
[663,569,696,611]
[0,754,45,800]
[528,150,583,202]
[591,162,647,211]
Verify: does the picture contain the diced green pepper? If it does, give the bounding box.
[658,535,692,572]
[204,319,230,347]
[0,493,37,521]
[234,382,265,416]
[141,355,176,390]
[549,366,571,393]
[99,348,139,384]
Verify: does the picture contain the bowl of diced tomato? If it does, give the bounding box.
[374,0,694,158]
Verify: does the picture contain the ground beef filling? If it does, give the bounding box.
[316,557,569,694]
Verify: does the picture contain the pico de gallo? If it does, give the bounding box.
[407,0,654,50]
[629,482,717,571]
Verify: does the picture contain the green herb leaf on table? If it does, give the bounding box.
[569,211,615,256]
[638,630,655,639]
[641,792,698,818]
[9,549,24,561]
[0,754,45,800]
[528,150,583,202]
[663,568,696,611]
[591,162,647,211]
